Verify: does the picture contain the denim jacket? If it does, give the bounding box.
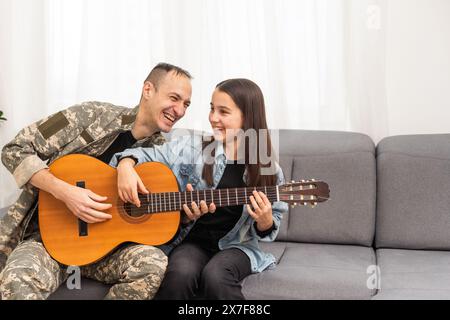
[110,134,288,273]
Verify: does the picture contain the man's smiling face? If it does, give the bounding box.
[144,70,192,133]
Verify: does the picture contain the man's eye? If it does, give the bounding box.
[170,96,177,101]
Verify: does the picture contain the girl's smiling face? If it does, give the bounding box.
[209,89,244,143]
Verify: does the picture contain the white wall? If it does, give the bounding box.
[0,0,449,208]
[386,0,450,137]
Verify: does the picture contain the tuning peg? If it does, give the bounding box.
[291,180,295,183]
[310,202,318,209]
[311,179,316,182]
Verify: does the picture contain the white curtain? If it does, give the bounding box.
[0,0,388,207]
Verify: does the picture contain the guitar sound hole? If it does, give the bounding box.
[123,202,146,218]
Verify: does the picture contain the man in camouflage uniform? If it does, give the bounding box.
[0,63,193,299]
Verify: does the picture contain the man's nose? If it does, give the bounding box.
[173,103,185,118]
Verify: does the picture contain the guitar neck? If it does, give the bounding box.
[135,186,279,214]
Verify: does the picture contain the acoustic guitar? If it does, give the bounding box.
[38,154,330,266]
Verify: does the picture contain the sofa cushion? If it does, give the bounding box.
[376,134,450,250]
[374,249,450,300]
[277,130,375,156]
[48,277,111,300]
[276,130,376,246]
[242,242,376,300]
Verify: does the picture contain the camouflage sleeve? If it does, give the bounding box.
[1,102,98,188]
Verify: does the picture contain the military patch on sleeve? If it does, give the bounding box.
[37,112,70,140]
[121,114,136,126]
[80,129,94,144]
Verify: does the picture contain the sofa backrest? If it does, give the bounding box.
[276,130,376,247]
[375,134,450,250]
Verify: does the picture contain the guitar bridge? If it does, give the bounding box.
[76,181,88,237]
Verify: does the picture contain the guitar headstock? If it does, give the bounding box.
[279,179,330,208]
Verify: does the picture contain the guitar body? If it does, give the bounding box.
[38,154,180,266]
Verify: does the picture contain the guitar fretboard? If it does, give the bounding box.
[132,186,279,214]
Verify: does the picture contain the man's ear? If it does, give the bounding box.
[142,81,155,100]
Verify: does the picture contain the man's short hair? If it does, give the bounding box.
[145,63,192,90]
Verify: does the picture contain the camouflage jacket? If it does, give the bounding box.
[0,101,165,271]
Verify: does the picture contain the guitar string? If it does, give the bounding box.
[114,189,326,205]
[117,195,329,215]
[111,190,327,212]
[112,193,328,214]
[114,191,280,213]
[131,185,318,201]
[114,194,327,215]
[118,186,278,205]
[134,186,278,197]
[103,185,326,213]
[115,191,278,209]
[120,188,277,201]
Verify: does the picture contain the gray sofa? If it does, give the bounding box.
[1,130,449,300]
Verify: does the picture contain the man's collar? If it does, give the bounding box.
[121,105,139,129]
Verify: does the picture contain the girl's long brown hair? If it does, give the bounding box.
[202,79,277,187]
